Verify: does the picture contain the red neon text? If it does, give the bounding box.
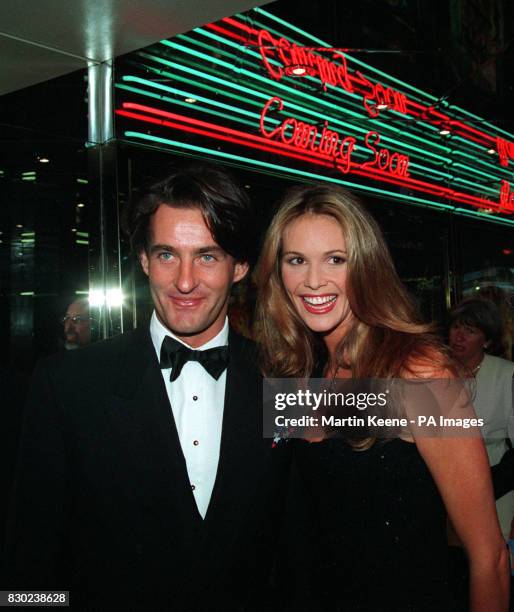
[361,131,410,176]
[497,138,514,167]
[259,96,409,177]
[257,29,408,118]
[258,29,353,93]
[499,181,514,212]
[116,102,507,214]
[356,71,408,118]
[222,18,511,155]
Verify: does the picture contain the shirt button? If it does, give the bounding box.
[193,396,198,401]
[191,484,196,491]
[193,440,199,446]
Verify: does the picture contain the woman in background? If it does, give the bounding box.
[255,184,509,611]
[449,298,514,540]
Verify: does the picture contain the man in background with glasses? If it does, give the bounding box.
[61,298,92,350]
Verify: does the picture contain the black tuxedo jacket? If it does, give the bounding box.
[6,327,290,610]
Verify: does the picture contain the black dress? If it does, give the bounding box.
[295,437,458,612]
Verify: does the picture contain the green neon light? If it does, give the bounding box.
[452,137,511,176]
[119,12,513,212]
[125,65,450,167]
[185,27,401,132]
[452,176,498,196]
[167,31,449,154]
[131,58,260,108]
[124,129,514,226]
[21,231,35,237]
[161,39,236,72]
[138,50,452,163]
[122,67,394,157]
[189,26,458,156]
[76,239,89,245]
[117,83,258,130]
[76,231,89,237]
[253,8,439,104]
[408,162,452,181]
[123,129,445,202]
[190,22,457,153]
[253,8,514,145]
[190,25,505,167]
[121,76,259,122]
[122,70,506,197]
[452,135,487,152]
[20,291,34,296]
[76,178,88,184]
[22,176,36,181]
[452,162,500,182]
[453,207,514,227]
[122,58,505,197]
[21,238,35,243]
[177,31,244,64]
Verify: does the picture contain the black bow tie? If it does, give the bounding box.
[160,336,229,383]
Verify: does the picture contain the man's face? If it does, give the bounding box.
[140,205,248,348]
[63,299,91,349]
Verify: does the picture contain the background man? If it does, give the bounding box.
[6,162,289,609]
[62,298,92,350]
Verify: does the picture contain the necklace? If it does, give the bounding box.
[471,357,484,376]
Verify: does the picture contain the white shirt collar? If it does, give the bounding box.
[150,311,229,359]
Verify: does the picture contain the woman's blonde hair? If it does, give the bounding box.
[254,184,445,378]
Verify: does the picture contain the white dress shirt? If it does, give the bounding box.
[150,311,228,519]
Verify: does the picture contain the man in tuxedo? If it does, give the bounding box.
[6,163,290,609]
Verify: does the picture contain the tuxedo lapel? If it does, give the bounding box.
[206,329,263,519]
[109,327,201,521]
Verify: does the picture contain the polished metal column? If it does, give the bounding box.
[87,60,124,340]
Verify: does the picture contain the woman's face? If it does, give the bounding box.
[449,322,487,365]
[280,213,353,339]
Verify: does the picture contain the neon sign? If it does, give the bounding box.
[257,29,354,93]
[500,181,514,212]
[259,96,410,177]
[497,138,514,167]
[258,28,407,119]
[114,7,514,221]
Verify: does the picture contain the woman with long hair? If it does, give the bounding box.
[254,184,509,611]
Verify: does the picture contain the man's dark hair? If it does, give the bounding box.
[123,161,256,264]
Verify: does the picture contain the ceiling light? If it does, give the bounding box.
[439,128,450,136]
[487,148,496,155]
[376,103,389,111]
[38,157,50,163]
[77,203,85,208]
[16,224,23,228]
[185,97,197,104]
[284,64,316,77]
